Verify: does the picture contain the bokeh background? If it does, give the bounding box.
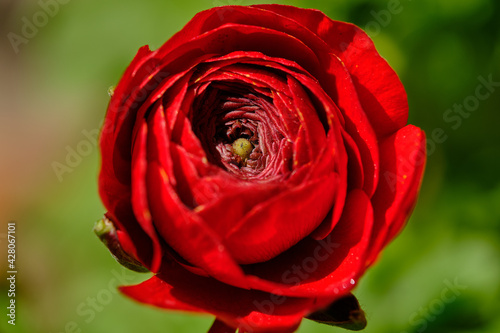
[1,0,499,332]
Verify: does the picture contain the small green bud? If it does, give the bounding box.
[94,217,149,273]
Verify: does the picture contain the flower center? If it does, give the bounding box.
[212,94,266,175]
[232,138,253,160]
[191,82,290,180]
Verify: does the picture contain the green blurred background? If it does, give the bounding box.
[1,0,499,332]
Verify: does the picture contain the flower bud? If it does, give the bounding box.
[94,217,149,273]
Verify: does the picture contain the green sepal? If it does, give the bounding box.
[307,293,367,331]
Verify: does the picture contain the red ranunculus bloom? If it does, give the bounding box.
[97,4,426,333]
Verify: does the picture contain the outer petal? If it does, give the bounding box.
[99,46,163,268]
[367,125,426,266]
[153,22,323,82]
[100,45,158,189]
[120,260,329,333]
[130,120,163,272]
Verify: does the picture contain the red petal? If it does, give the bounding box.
[287,75,327,164]
[307,130,347,240]
[224,174,338,264]
[367,125,426,265]
[120,260,325,333]
[146,160,248,287]
[155,22,322,81]
[98,46,166,268]
[242,189,373,298]
[193,178,283,238]
[315,51,380,197]
[100,45,157,189]
[130,120,162,272]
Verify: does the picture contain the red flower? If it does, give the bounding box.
[97,4,426,333]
